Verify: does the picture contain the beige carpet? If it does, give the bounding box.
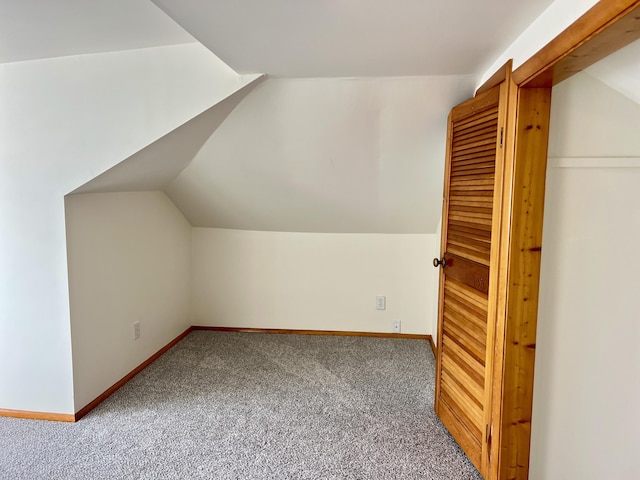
[0,331,481,479]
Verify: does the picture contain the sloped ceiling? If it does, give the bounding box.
[151,0,554,77]
[165,76,476,233]
[0,0,195,64]
[3,0,562,234]
[72,80,263,195]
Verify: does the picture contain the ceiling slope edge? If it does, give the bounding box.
[70,75,264,195]
[586,39,640,107]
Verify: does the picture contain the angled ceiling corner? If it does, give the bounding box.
[585,39,640,107]
[71,76,264,196]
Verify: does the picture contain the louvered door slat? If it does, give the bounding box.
[448,219,492,232]
[451,157,495,173]
[442,357,484,408]
[453,126,500,144]
[449,204,493,214]
[453,111,498,131]
[441,370,483,429]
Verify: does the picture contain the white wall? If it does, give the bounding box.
[0,43,252,414]
[192,228,436,335]
[167,76,475,233]
[548,72,640,158]
[529,72,640,479]
[65,192,191,411]
[479,0,599,86]
[587,39,640,106]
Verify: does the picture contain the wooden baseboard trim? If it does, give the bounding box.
[192,325,431,340]
[4,325,434,422]
[428,336,437,358]
[0,408,75,422]
[74,326,193,421]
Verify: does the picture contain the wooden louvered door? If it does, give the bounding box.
[434,82,509,477]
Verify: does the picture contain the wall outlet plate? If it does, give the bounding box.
[393,320,401,333]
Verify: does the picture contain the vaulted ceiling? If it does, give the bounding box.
[2,0,554,77]
[3,0,570,234]
[150,0,555,77]
[0,0,195,64]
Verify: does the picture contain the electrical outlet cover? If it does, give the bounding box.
[392,320,401,333]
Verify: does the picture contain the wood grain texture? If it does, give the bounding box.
[428,336,437,358]
[435,83,504,478]
[481,75,518,476]
[476,60,513,96]
[443,254,490,294]
[0,409,75,422]
[438,395,483,469]
[192,326,431,340]
[450,87,500,123]
[74,326,194,421]
[549,5,640,85]
[495,87,552,480]
[514,0,640,87]
[447,99,499,267]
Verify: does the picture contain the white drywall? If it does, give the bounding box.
[479,0,599,86]
[529,73,640,479]
[167,76,476,233]
[192,228,436,335]
[73,80,263,195]
[587,39,640,106]
[65,192,191,411]
[0,0,196,64]
[0,43,255,414]
[548,71,640,158]
[151,0,553,77]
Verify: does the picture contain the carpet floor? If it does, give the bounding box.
[0,331,481,479]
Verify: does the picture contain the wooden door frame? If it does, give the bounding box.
[472,1,640,479]
[478,0,640,94]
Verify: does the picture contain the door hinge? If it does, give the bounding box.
[499,127,504,148]
[486,424,493,464]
